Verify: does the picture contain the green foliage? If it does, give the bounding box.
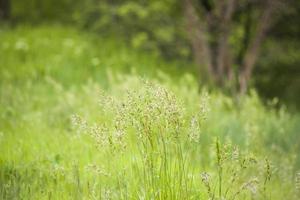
[11,0,76,22]
[0,25,191,86]
[254,39,300,109]
[77,0,188,59]
[6,0,300,107]
[0,26,300,199]
[9,0,190,59]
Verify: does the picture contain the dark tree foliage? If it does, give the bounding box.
[3,0,300,108]
[0,0,10,20]
[254,0,300,109]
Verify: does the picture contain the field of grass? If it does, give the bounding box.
[0,25,300,199]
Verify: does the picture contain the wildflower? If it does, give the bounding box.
[201,172,210,184]
[232,178,259,199]
[51,164,66,178]
[71,114,88,134]
[85,164,111,177]
[102,189,112,200]
[188,116,200,142]
[201,172,212,198]
[232,146,239,161]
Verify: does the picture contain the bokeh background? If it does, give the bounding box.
[1,0,300,108]
[1,0,300,199]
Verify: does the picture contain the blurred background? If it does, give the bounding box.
[1,0,299,109]
[1,1,300,198]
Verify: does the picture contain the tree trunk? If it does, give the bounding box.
[239,1,275,95]
[183,0,214,83]
[0,0,10,20]
[183,0,279,93]
[215,0,236,85]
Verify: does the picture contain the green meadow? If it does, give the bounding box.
[0,26,300,199]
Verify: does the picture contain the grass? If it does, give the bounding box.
[0,25,300,199]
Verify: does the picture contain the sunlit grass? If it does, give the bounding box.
[0,26,299,199]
